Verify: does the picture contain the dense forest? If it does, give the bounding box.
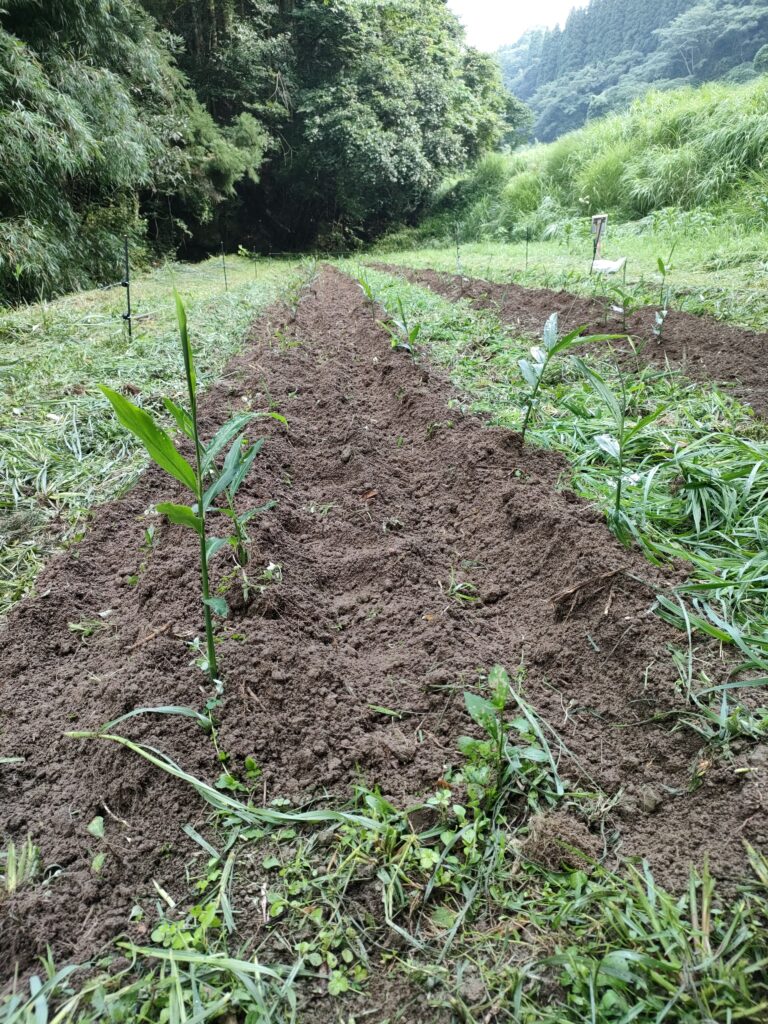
[499,0,768,141]
[0,0,518,302]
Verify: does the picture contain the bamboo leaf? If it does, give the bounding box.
[102,705,213,732]
[624,405,669,442]
[206,536,229,559]
[573,358,623,425]
[550,331,622,357]
[228,441,263,498]
[202,414,258,473]
[100,387,197,491]
[518,358,540,389]
[542,312,559,350]
[595,433,621,461]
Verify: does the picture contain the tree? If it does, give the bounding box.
[0,0,257,300]
[496,0,768,142]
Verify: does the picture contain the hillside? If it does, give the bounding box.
[384,76,768,250]
[499,0,768,141]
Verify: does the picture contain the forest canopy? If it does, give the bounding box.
[0,0,517,301]
[499,0,768,141]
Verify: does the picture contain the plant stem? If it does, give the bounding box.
[186,365,218,682]
[521,372,544,444]
[615,377,627,517]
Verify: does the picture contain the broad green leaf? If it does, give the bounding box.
[542,312,558,350]
[657,257,666,275]
[595,433,621,461]
[261,410,288,426]
[464,691,496,729]
[206,536,229,559]
[100,386,196,491]
[87,816,105,839]
[488,664,510,707]
[162,397,194,440]
[203,596,229,618]
[518,358,540,389]
[598,950,640,983]
[518,745,550,762]
[156,502,202,535]
[431,905,458,929]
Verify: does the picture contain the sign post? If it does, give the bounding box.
[591,213,608,273]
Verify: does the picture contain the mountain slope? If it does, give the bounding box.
[499,0,768,141]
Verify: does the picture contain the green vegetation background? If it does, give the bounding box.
[499,0,768,141]
[0,0,516,303]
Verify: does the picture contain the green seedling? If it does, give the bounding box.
[654,244,676,342]
[87,815,107,874]
[458,664,564,813]
[609,284,640,332]
[574,357,668,533]
[100,293,284,682]
[443,569,479,605]
[381,297,421,353]
[657,244,676,307]
[355,269,377,318]
[518,313,620,443]
[1,837,40,896]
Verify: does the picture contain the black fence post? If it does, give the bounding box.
[221,242,229,293]
[122,236,132,339]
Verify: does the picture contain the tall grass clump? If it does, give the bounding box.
[380,76,768,249]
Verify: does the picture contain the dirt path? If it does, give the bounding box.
[2,267,766,980]
[372,263,768,416]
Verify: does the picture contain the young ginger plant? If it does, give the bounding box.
[100,293,283,681]
[518,313,620,443]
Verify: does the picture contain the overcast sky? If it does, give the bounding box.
[445,0,587,52]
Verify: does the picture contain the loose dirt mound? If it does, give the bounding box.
[2,267,766,980]
[373,264,768,416]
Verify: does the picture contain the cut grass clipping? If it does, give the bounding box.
[3,665,766,1021]
[100,293,284,681]
[352,266,768,688]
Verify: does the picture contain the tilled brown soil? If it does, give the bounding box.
[2,267,767,984]
[372,263,768,416]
